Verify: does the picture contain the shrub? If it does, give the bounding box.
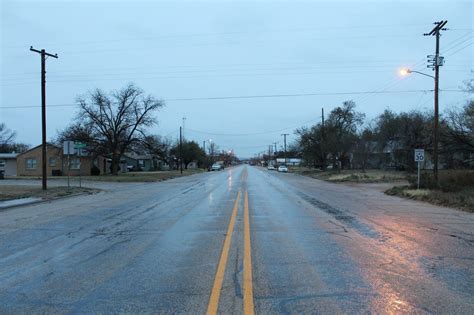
[91,165,100,176]
[408,170,474,191]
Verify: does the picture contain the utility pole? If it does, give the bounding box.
[203,140,207,168]
[268,145,272,166]
[321,107,325,169]
[424,20,447,182]
[182,116,186,141]
[179,126,183,174]
[281,133,289,165]
[321,107,325,128]
[30,47,58,190]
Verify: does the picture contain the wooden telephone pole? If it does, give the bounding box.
[424,20,447,182]
[30,47,58,190]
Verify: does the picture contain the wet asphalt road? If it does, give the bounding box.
[0,165,473,314]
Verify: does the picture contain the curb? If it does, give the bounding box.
[0,191,101,212]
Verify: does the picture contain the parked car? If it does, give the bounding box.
[211,163,222,171]
[267,165,275,170]
[278,165,288,172]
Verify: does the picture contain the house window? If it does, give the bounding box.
[70,158,81,170]
[138,160,144,167]
[26,158,37,170]
[49,157,57,167]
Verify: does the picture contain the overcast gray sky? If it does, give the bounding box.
[1,0,472,158]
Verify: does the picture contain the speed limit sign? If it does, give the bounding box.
[414,149,425,162]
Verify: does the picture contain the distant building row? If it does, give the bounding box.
[0,143,171,176]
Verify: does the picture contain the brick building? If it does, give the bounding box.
[16,143,93,176]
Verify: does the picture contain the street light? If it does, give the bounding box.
[400,68,435,79]
[400,67,439,181]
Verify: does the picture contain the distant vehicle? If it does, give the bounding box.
[211,164,223,171]
[267,165,275,170]
[278,165,288,172]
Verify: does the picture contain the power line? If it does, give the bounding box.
[4,32,470,84]
[354,30,474,105]
[1,67,439,86]
[187,118,318,137]
[165,89,440,102]
[2,59,441,78]
[3,34,421,59]
[444,42,473,57]
[2,63,425,80]
[442,35,473,54]
[4,23,428,50]
[1,89,465,110]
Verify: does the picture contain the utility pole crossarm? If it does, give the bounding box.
[423,20,448,36]
[30,46,58,58]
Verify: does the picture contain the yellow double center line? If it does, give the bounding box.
[207,190,254,315]
[243,190,255,314]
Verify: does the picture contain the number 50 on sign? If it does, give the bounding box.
[414,149,425,162]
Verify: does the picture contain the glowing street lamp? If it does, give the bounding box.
[400,68,435,79]
[399,68,410,76]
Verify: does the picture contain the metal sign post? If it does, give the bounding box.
[63,141,75,190]
[74,142,86,188]
[414,149,425,189]
[77,148,82,188]
[68,144,70,190]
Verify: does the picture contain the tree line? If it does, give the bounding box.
[2,81,472,173]
[295,82,473,171]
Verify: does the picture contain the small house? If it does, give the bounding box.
[0,152,18,176]
[16,143,93,176]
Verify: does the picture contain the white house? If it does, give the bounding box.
[0,152,18,176]
[276,158,302,166]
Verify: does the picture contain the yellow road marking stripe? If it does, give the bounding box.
[243,190,255,315]
[207,191,241,315]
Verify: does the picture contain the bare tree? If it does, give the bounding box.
[137,135,172,159]
[325,101,365,168]
[295,101,364,169]
[74,84,164,174]
[442,101,474,166]
[353,122,377,171]
[0,123,18,152]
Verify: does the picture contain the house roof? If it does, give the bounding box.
[123,153,153,160]
[16,143,61,157]
[0,152,18,159]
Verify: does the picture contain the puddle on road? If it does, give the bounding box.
[297,192,379,239]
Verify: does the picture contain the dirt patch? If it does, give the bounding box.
[291,168,408,183]
[7,169,205,183]
[385,185,474,213]
[0,185,99,201]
